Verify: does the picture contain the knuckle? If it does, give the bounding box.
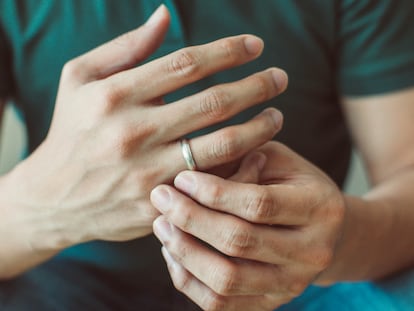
[169,49,201,77]
[218,39,239,63]
[212,264,240,295]
[110,121,157,158]
[97,82,126,113]
[200,182,225,209]
[62,59,83,81]
[199,87,231,121]
[111,127,139,157]
[173,201,195,231]
[167,235,191,263]
[246,189,275,222]
[171,267,191,292]
[250,74,270,102]
[202,292,226,311]
[209,129,241,161]
[222,224,256,257]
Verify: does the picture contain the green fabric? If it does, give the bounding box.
[1,0,414,285]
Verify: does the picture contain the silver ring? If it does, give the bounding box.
[180,139,197,171]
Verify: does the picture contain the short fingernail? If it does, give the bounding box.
[267,108,283,128]
[151,187,171,213]
[175,172,195,195]
[154,218,173,243]
[244,36,264,55]
[271,69,288,93]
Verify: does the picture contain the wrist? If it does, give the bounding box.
[1,161,74,254]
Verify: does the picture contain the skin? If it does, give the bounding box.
[0,6,288,279]
[151,85,414,310]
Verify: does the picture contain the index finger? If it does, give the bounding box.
[111,34,264,101]
[173,171,307,225]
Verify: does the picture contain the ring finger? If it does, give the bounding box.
[160,107,282,172]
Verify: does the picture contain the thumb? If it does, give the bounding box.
[228,151,266,184]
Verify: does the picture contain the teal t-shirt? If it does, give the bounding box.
[1,0,414,287]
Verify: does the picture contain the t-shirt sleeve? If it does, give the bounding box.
[0,24,14,100]
[339,0,414,96]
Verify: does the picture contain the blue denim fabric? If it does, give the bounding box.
[279,269,414,311]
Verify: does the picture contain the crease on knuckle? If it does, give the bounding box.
[209,130,241,161]
[218,39,239,64]
[222,224,256,257]
[211,264,240,295]
[169,49,200,77]
[172,201,194,232]
[199,182,224,210]
[246,189,275,223]
[199,87,230,121]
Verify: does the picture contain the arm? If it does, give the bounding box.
[318,86,414,282]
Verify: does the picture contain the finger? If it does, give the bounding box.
[160,247,274,311]
[187,108,282,171]
[174,170,310,225]
[64,5,170,85]
[154,217,280,296]
[151,186,303,265]
[228,152,266,184]
[111,34,266,101]
[155,68,287,141]
[156,108,282,173]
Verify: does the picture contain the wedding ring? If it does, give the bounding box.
[180,138,197,171]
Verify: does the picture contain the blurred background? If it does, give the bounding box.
[0,103,370,195]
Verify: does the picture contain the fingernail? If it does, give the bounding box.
[174,172,195,195]
[154,218,173,243]
[267,108,283,128]
[271,69,288,93]
[244,36,264,55]
[146,4,166,27]
[151,187,171,213]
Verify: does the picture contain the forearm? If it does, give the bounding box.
[0,165,67,279]
[317,168,414,284]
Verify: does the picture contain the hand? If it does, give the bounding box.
[3,6,287,252]
[151,142,345,311]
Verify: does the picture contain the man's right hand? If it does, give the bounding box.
[0,5,287,277]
